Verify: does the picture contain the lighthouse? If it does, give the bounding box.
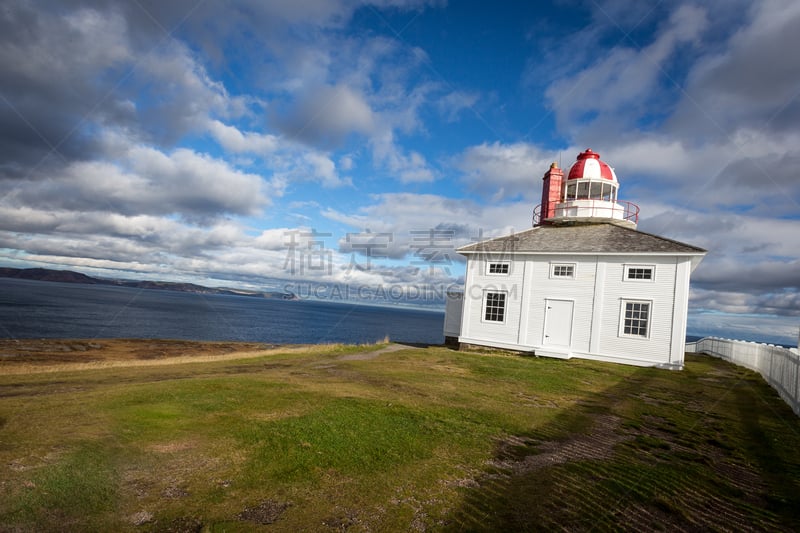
[446,148,707,369]
[535,149,639,227]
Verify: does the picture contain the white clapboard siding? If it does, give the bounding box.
[597,256,679,365]
[457,253,693,367]
[460,254,526,346]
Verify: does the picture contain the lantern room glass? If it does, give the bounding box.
[563,180,618,202]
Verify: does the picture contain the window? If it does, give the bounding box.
[590,181,603,199]
[483,291,506,323]
[625,265,654,281]
[551,263,575,279]
[565,182,576,200]
[621,300,650,338]
[487,262,510,275]
[601,182,615,201]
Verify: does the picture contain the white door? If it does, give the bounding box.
[543,299,574,347]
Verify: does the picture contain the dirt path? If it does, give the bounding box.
[336,343,411,360]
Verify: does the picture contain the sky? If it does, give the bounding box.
[0,0,798,345]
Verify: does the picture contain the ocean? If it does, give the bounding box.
[0,278,445,345]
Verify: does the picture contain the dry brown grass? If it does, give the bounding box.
[0,339,353,375]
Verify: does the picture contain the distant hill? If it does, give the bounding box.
[0,267,101,284]
[0,267,297,300]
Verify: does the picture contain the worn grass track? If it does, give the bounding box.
[1,341,799,531]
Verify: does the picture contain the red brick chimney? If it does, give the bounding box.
[539,162,563,225]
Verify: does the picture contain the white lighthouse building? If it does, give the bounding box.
[445,149,706,369]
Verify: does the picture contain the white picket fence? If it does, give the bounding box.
[686,337,800,416]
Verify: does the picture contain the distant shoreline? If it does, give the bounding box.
[0,267,449,313]
[0,266,297,300]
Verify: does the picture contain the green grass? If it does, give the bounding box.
[1,345,800,531]
[12,443,119,530]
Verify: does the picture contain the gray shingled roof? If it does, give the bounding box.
[457,223,706,255]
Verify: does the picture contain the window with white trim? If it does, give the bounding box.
[483,291,507,323]
[487,262,510,275]
[620,300,651,338]
[625,265,654,281]
[550,263,575,279]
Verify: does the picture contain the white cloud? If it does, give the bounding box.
[303,152,353,188]
[594,131,800,218]
[127,145,277,217]
[545,4,708,137]
[634,202,800,308]
[339,155,354,171]
[4,6,131,88]
[455,142,557,201]
[267,32,441,185]
[207,120,279,154]
[397,151,435,183]
[135,41,247,141]
[670,0,800,136]
[253,228,300,251]
[277,84,375,147]
[370,132,437,183]
[324,192,535,261]
[437,90,480,122]
[688,309,799,345]
[205,121,356,188]
[6,141,279,220]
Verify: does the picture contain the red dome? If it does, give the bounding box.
[567,149,617,182]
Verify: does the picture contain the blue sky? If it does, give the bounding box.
[0,0,798,344]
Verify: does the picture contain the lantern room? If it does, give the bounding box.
[564,149,618,202]
[534,149,639,227]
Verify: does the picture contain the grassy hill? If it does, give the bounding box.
[1,342,799,531]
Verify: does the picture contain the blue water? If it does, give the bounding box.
[0,278,445,345]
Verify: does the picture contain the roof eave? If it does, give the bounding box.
[458,250,707,256]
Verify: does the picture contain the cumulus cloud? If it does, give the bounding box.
[0,211,245,265]
[369,130,436,183]
[545,4,708,138]
[455,142,559,201]
[0,3,132,168]
[276,84,376,147]
[692,260,800,294]
[207,120,279,154]
[633,202,800,322]
[263,35,440,183]
[669,0,800,137]
[302,152,353,188]
[4,141,278,221]
[0,0,450,291]
[687,308,799,345]
[592,131,800,220]
[126,146,277,217]
[437,91,480,122]
[206,120,355,188]
[134,42,246,144]
[325,192,534,262]
[0,2,259,173]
